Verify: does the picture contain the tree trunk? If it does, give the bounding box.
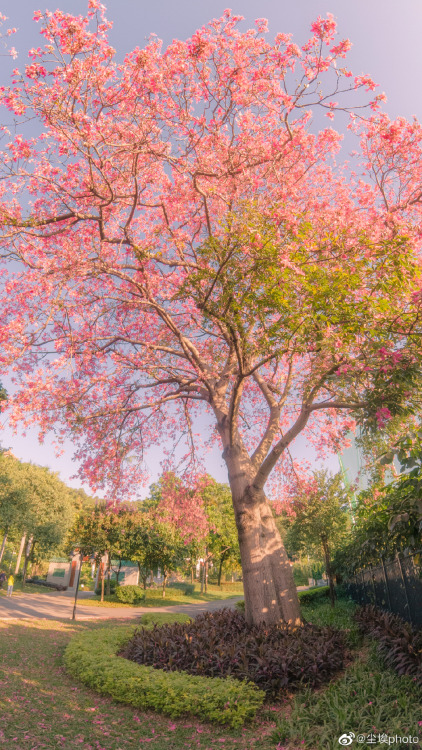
[191,564,194,584]
[225,450,301,626]
[0,532,7,564]
[204,546,208,593]
[22,537,34,586]
[162,572,167,598]
[115,559,122,586]
[100,562,105,602]
[217,550,228,587]
[200,560,204,594]
[322,538,336,608]
[141,567,148,590]
[14,533,26,575]
[106,551,111,596]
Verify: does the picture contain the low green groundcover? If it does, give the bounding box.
[64,614,264,729]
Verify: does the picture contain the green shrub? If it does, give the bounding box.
[95,578,117,596]
[64,621,264,728]
[167,582,195,595]
[292,564,309,586]
[236,587,330,611]
[115,584,145,605]
[182,583,195,595]
[206,578,243,589]
[298,586,330,605]
[236,587,330,608]
[166,581,187,590]
[139,613,192,627]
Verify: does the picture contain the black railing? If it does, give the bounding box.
[346,550,422,628]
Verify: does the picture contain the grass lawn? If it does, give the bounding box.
[78,583,244,608]
[272,599,421,749]
[0,580,59,596]
[271,644,421,750]
[0,596,419,749]
[0,614,275,750]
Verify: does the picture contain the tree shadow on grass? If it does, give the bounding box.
[0,618,273,750]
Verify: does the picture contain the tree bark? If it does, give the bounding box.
[322,537,336,608]
[204,546,208,593]
[99,562,105,602]
[106,551,111,596]
[0,532,7,564]
[217,550,228,587]
[115,559,122,585]
[14,533,26,575]
[224,446,301,626]
[22,537,34,586]
[162,572,167,598]
[200,560,204,594]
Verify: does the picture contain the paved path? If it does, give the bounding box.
[0,591,241,621]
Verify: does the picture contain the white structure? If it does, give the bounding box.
[94,556,139,589]
[47,552,81,591]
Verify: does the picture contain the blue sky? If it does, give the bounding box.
[0,0,419,495]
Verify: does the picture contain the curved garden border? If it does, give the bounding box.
[64,616,265,728]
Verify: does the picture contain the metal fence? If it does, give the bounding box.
[346,550,422,629]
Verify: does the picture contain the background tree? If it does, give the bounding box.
[70,504,112,600]
[284,471,350,606]
[145,472,210,590]
[0,456,77,580]
[146,474,240,589]
[139,518,185,598]
[201,480,240,588]
[18,463,76,583]
[0,454,29,564]
[334,434,422,577]
[1,8,422,623]
[120,510,155,589]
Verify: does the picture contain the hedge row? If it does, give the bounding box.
[26,577,67,591]
[297,586,330,605]
[64,616,265,728]
[115,584,145,604]
[115,583,196,604]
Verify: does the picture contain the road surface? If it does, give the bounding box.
[0,590,241,621]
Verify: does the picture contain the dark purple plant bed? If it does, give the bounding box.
[353,604,422,685]
[120,607,347,699]
[26,578,67,592]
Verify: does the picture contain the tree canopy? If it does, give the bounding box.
[283,471,350,604]
[0,6,422,623]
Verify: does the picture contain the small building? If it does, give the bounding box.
[94,556,139,589]
[46,553,82,591]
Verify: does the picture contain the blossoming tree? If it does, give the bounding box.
[0,4,421,624]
